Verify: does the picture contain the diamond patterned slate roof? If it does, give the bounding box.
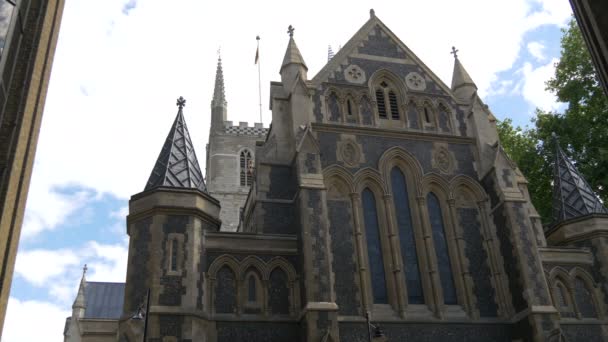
[224,125,268,136]
[552,137,607,223]
[145,97,207,192]
[83,282,125,319]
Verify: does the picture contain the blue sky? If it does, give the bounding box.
[2,0,572,340]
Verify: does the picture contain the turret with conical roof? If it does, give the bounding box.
[450,47,477,100]
[552,133,607,224]
[211,56,227,132]
[145,96,207,192]
[280,25,308,91]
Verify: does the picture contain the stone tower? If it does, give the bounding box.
[118,97,221,341]
[205,57,268,231]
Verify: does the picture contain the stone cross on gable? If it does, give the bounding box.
[451,46,459,59]
[287,25,294,37]
[177,96,186,109]
[83,264,88,276]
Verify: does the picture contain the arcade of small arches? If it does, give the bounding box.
[323,71,454,133]
[206,255,299,317]
[547,266,605,320]
[323,147,508,319]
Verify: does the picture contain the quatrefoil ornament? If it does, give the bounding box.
[344,65,366,84]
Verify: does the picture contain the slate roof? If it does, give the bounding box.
[83,282,125,319]
[552,136,607,223]
[145,98,207,192]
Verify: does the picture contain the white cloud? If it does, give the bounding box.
[13,240,128,305]
[527,41,546,61]
[14,249,79,287]
[2,297,69,342]
[519,57,563,111]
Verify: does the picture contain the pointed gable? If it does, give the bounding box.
[311,11,453,97]
[145,97,207,192]
[552,137,607,223]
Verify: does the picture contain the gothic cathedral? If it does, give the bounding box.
[64,10,608,342]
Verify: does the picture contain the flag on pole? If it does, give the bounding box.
[255,35,260,64]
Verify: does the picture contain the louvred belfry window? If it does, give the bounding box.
[240,150,253,186]
[375,80,400,120]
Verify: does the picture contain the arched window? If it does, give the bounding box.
[240,150,253,186]
[268,267,290,315]
[422,103,436,130]
[345,97,358,124]
[407,101,419,129]
[427,192,457,304]
[437,103,452,133]
[328,92,341,122]
[574,277,597,318]
[170,239,178,272]
[375,80,400,120]
[215,266,237,313]
[553,280,575,318]
[360,96,373,125]
[391,167,424,304]
[248,274,257,302]
[362,188,388,304]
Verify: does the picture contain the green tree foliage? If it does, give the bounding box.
[498,19,608,223]
[496,119,552,222]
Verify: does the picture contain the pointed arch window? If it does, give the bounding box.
[574,277,597,318]
[248,274,257,302]
[374,80,400,120]
[362,188,388,304]
[427,192,457,304]
[240,149,253,186]
[391,167,424,304]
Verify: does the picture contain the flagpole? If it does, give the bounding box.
[256,35,262,124]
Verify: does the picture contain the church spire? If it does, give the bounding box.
[145,97,207,192]
[450,46,477,100]
[552,133,607,223]
[212,55,226,107]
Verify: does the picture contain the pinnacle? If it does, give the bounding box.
[212,57,226,107]
[281,28,307,73]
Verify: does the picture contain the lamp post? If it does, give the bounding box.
[132,288,150,342]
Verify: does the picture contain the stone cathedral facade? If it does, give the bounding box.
[64,11,608,342]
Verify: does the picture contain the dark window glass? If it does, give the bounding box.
[362,188,388,304]
[424,107,431,123]
[268,268,290,314]
[375,89,387,118]
[347,99,353,116]
[248,275,257,302]
[427,192,457,304]
[574,277,597,318]
[388,91,399,119]
[215,266,237,313]
[391,168,424,304]
[170,239,178,271]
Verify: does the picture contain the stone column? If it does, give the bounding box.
[416,196,442,318]
[383,193,407,316]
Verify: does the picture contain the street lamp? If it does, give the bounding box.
[131,288,150,342]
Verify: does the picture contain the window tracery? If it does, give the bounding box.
[240,149,253,186]
[427,192,457,304]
